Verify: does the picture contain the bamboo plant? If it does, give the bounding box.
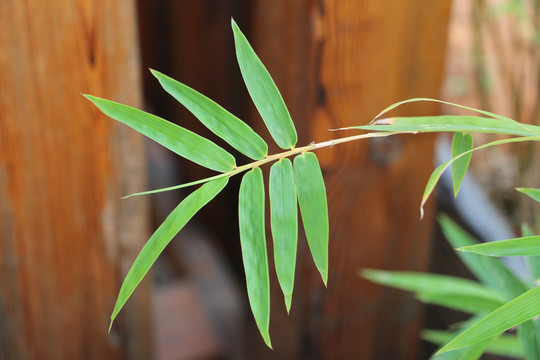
[85,19,540,358]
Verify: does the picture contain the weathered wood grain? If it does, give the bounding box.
[0,1,151,359]
[248,1,451,359]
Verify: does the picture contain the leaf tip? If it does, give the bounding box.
[149,68,163,79]
[452,185,461,198]
[83,94,96,102]
[108,317,115,333]
[360,269,385,283]
[419,194,431,219]
[359,269,369,279]
[261,331,272,349]
[317,267,328,287]
[231,17,239,31]
[284,294,292,314]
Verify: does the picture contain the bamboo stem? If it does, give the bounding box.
[124,131,416,198]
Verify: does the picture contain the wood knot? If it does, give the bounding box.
[368,136,403,166]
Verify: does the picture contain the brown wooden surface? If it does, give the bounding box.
[167,0,243,260]
[137,0,246,271]
[0,1,151,359]
[248,1,452,359]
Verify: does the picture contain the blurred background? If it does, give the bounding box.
[1,0,539,359]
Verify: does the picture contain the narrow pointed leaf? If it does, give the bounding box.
[122,173,229,199]
[518,224,540,358]
[110,177,228,329]
[517,187,540,203]
[294,152,329,285]
[421,136,540,217]
[372,98,539,135]
[432,340,492,360]
[451,132,473,196]
[423,330,523,358]
[439,215,540,357]
[151,70,268,160]
[517,320,540,360]
[269,159,297,312]
[521,223,540,281]
[417,292,504,314]
[239,167,271,347]
[436,286,540,354]
[84,95,236,172]
[232,19,297,149]
[438,215,528,298]
[361,269,505,303]
[345,115,540,136]
[427,316,494,360]
[457,236,540,257]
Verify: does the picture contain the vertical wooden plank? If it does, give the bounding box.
[0,1,151,359]
[249,0,451,358]
[317,2,451,359]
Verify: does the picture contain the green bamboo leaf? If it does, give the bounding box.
[417,292,504,314]
[371,98,540,135]
[151,70,268,160]
[423,330,523,358]
[517,320,540,360]
[432,340,492,360]
[521,223,540,281]
[294,152,329,285]
[427,316,495,360]
[361,269,505,303]
[110,177,228,329]
[269,159,298,313]
[84,95,236,172]
[517,187,540,203]
[238,167,271,347]
[451,132,473,196]
[457,236,540,257]
[231,19,297,149]
[439,216,540,358]
[436,286,540,354]
[122,173,229,199]
[345,115,540,136]
[421,136,540,218]
[438,215,528,298]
